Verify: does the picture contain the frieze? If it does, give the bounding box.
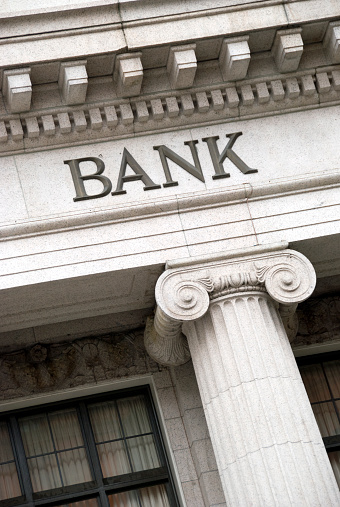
[0,330,160,401]
[292,295,340,347]
[65,131,257,202]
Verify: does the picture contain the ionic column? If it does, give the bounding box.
[145,243,340,506]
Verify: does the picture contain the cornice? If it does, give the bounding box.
[0,65,340,156]
[0,5,339,153]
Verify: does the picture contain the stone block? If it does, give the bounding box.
[316,72,331,93]
[57,112,72,133]
[153,369,172,389]
[183,407,209,446]
[286,77,300,99]
[173,448,197,482]
[219,36,250,81]
[104,105,118,127]
[165,96,179,117]
[211,89,224,110]
[165,417,189,451]
[25,117,40,138]
[9,119,23,141]
[199,471,226,507]
[323,22,340,64]
[73,110,87,131]
[41,115,55,136]
[256,82,270,103]
[58,61,88,105]
[135,101,149,122]
[0,121,8,142]
[191,438,218,474]
[271,79,285,101]
[170,362,202,415]
[271,28,303,73]
[3,68,32,113]
[300,74,316,96]
[167,44,197,89]
[181,94,195,116]
[157,386,180,420]
[332,70,340,90]
[114,53,143,97]
[120,103,134,125]
[181,480,205,507]
[225,87,239,108]
[196,92,210,113]
[240,84,254,106]
[150,99,164,120]
[89,108,102,130]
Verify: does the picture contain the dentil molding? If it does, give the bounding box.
[1,65,340,156]
[144,243,316,365]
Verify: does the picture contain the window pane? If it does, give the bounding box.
[49,409,85,450]
[88,402,122,442]
[0,422,16,463]
[0,462,21,501]
[300,364,331,402]
[324,360,340,398]
[109,488,139,507]
[20,409,92,492]
[59,449,92,486]
[96,442,130,477]
[117,395,152,436]
[127,435,160,472]
[27,454,61,492]
[0,421,21,501]
[328,451,340,489]
[139,485,171,507]
[19,413,53,455]
[108,484,170,507]
[89,396,161,479]
[312,402,340,437]
[57,498,99,507]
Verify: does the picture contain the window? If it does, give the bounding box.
[297,352,340,487]
[0,386,179,507]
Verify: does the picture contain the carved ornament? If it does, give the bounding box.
[144,245,316,365]
[0,331,160,401]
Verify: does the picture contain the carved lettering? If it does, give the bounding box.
[203,132,258,179]
[154,140,204,187]
[64,157,112,201]
[112,148,161,195]
[64,132,259,201]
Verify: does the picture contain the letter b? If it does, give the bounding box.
[64,157,112,201]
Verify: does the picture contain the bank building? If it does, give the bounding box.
[1,1,340,506]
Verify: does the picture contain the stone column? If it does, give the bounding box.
[145,243,340,506]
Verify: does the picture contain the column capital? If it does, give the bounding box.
[144,242,316,365]
[157,243,315,319]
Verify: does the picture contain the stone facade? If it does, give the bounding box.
[1,1,340,506]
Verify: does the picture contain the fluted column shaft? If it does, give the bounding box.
[144,244,340,505]
[184,291,339,506]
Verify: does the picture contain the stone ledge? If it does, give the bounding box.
[0,67,339,155]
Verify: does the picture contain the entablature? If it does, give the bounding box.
[0,1,339,152]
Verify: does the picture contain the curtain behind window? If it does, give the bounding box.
[300,359,340,487]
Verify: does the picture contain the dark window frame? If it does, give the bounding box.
[296,350,340,453]
[0,385,180,507]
